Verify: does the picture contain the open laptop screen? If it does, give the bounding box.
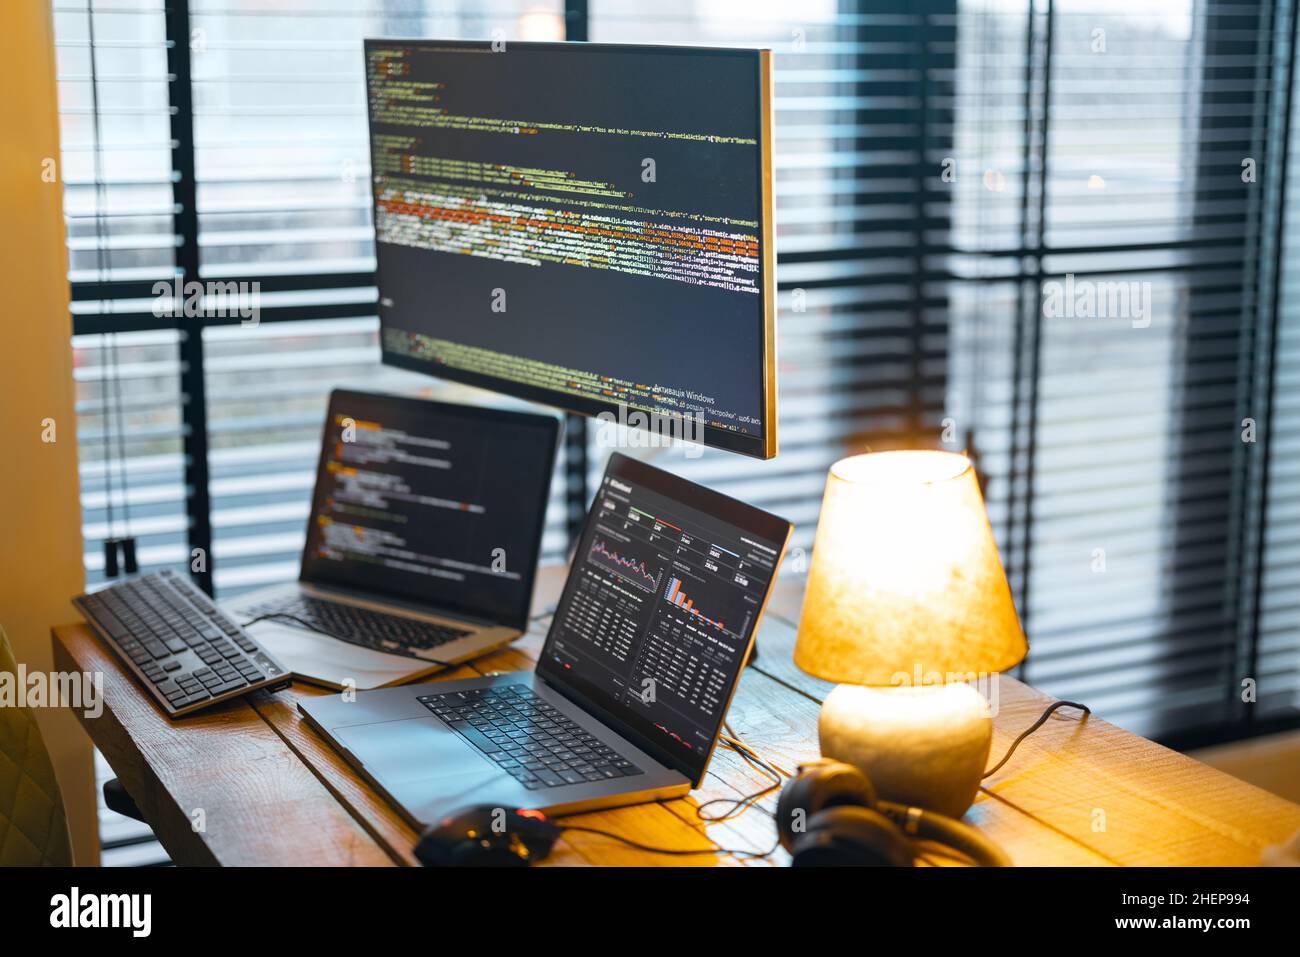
[537,453,791,786]
[299,390,560,631]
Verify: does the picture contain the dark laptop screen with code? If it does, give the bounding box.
[299,390,559,630]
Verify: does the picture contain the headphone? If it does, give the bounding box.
[775,759,1011,867]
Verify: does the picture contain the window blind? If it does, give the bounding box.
[188,0,572,598]
[585,0,955,566]
[57,1,184,594]
[54,0,1300,760]
[58,1,573,603]
[1255,0,1300,733]
[949,0,1300,740]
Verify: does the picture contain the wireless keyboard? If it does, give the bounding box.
[74,570,292,718]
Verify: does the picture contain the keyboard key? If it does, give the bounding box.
[247,595,470,656]
[412,685,643,787]
[448,721,500,754]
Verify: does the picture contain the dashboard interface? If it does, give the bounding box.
[540,454,789,782]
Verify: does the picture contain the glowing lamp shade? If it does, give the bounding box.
[794,450,1027,685]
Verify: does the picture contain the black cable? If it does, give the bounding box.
[982,699,1090,779]
[239,613,456,668]
[744,660,1091,784]
[90,1,134,541]
[557,822,779,859]
[722,739,783,785]
[575,698,1092,860]
[107,330,133,531]
[86,1,119,548]
[699,791,777,824]
[695,783,780,826]
[694,727,792,822]
[554,726,791,859]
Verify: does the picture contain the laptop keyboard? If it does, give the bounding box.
[246,595,471,659]
[418,685,643,790]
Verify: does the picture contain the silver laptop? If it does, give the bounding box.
[299,452,793,823]
[223,389,560,690]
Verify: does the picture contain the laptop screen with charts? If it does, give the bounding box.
[537,452,792,786]
[299,390,560,631]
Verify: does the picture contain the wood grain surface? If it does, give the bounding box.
[54,565,1300,866]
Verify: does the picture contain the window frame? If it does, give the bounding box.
[65,0,1300,750]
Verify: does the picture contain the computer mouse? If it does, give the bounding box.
[414,805,562,867]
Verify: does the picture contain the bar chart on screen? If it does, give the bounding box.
[661,574,750,640]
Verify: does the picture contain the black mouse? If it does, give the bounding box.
[414,804,562,867]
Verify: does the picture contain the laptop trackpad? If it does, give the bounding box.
[334,717,507,797]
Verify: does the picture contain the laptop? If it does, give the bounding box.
[299,452,793,823]
[223,389,560,690]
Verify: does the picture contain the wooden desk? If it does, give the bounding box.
[54,567,1300,866]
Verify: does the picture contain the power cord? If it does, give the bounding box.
[555,692,1087,863]
[555,823,776,859]
[554,724,790,859]
[745,659,1091,781]
[693,723,790,824]
[982,699,1090,778]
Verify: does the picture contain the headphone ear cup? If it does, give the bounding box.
[776,771,816,853]
[790,806,917,867]
[777,761,879,853]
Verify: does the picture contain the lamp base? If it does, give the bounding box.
[818,682,992,819]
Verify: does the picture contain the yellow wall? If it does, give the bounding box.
[0,1,98,864]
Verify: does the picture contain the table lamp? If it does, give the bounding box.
[793,450,1027,819]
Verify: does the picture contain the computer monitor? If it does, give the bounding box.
[363,39,777,459]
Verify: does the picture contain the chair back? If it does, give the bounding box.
[0,625,72,865]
